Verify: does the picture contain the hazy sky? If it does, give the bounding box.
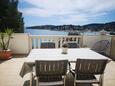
[18,0,115,26]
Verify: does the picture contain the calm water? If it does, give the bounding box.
[24,28,100,35]
[25,28,68,35]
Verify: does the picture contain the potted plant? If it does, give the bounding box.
[0,28,14,60]
[62,42,68,54]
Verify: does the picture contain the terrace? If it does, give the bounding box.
[0,33,115,86]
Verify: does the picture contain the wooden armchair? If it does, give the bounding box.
[40,42,55,48]
[67,42,80,48]
[35,60,68,86]
[74,59,108,86]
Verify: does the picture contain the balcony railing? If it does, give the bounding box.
[29,35,83,49]
[6,33,115,60]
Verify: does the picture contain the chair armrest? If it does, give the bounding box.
[63,75,67,86]
[30,72,34,86]
[30,66,36,86]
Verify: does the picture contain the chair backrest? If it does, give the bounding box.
[75,59,108,74]
[35,60,68,76]
[40,42,55,48]
[91,40,109,53]
[67,42,79,48]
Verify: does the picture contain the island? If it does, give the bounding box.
[26,21,115,35]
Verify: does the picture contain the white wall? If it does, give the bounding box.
[83,35,111,48]
[83,35,111,55]
[9,33,30,54]
[8,34,112,55]
[83,35,101,48]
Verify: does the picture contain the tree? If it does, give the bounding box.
[0,0,24,33]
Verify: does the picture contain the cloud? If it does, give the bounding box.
[59,12,108,25]
[59,14,88,24]
[19,0,115,24]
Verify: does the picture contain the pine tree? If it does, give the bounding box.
[0,0,8,31]
[0,0,24,32]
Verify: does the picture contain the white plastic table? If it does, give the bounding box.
[27,48,109,62]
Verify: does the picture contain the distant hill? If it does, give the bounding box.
[27,21,115,31]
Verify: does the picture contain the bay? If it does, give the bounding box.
[24,28,100,35]
[24,28,68,35]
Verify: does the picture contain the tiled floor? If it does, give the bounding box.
[0,55,115,86]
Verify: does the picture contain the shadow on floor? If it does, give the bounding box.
[76,84,92,86]
[23,80,63,86]
[65,73,92,86]
[23,80,30,86]
[0,59,11,64]
[23,76,92,86]
[23,80,36,86]
[13,54,28,58]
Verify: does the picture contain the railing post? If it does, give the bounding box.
[78,35,83,47]
[33,37,37,48]
[37,36,40,48]
[29,36,32,51]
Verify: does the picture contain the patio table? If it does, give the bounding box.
[20,48,110,77]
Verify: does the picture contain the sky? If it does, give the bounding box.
[18,0,115,26]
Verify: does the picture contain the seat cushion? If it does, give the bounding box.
[39,75,62,82]
[75,74,99,84]
[76,74,96,80]
[67,42,79,48]
[40,42,55,48]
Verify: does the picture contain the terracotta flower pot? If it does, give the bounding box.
[0,50,12,60]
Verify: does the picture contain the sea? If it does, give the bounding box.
[24,28,101,35]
